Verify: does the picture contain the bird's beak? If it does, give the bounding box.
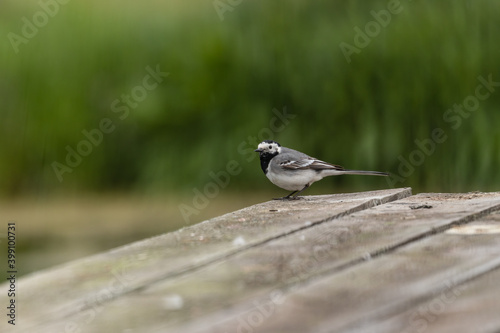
[254,148,263,152]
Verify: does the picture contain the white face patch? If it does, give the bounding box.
[257,141,281,154]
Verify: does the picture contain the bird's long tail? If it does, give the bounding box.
[341,169,389,176]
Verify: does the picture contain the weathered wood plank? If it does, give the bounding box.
[25,191,500,333]
[252,222,500,333]
[351,213,500,333]
[0,188,410,332]
[349,267,500,333]
[180,193,500,333]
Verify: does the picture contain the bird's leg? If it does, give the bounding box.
[273,190,298,200]
[273,184,310,200]
[291,184,310,199]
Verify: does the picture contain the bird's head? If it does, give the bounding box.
[255,140,281,155]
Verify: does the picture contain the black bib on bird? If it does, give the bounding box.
[259,151,278,174]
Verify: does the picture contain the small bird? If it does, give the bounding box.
[255,140,389,200]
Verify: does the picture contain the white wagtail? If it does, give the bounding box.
[255,140,389,200]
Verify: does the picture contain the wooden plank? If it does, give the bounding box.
[181,195,500,333]
[348,266,500,333]
[0,188,410,332]
[275,227,500,333]
[25,192,500,333]
[352,213,500,333]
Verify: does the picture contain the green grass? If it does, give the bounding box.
[1,0,500,197]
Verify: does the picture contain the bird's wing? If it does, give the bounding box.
[280,157,344,171]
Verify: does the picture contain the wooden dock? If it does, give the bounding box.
[3,187,500,332]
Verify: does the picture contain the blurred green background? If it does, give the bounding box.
[1,0,500,275]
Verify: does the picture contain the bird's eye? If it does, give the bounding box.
[268,145,272,149]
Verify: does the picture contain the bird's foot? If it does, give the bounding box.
[273,196,303,201]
